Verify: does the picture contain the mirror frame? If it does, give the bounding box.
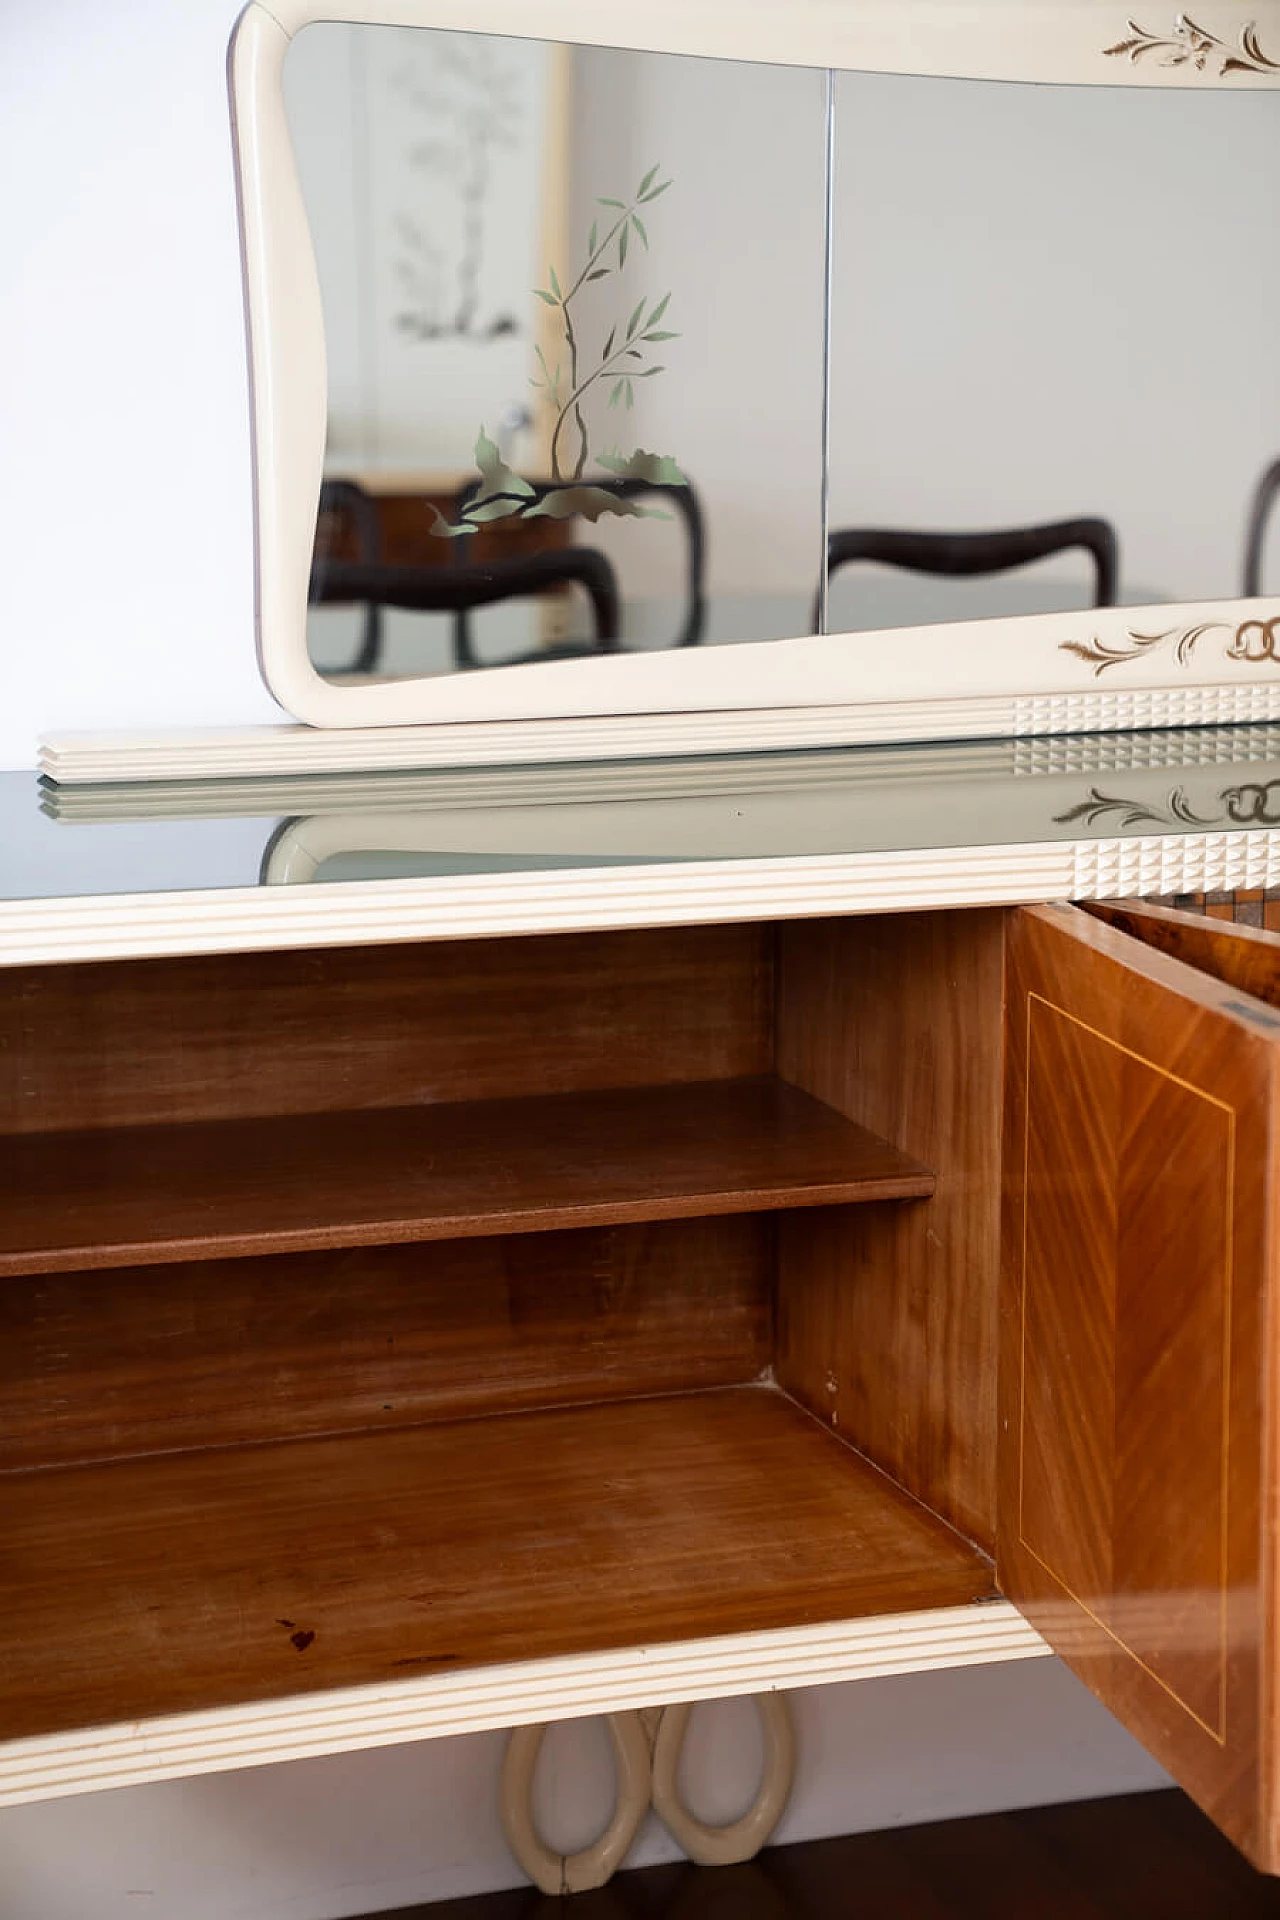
[230,0,1280,752]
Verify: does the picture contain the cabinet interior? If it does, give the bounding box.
[0,912,1008,1739]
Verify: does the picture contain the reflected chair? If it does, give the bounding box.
[1243,458,1280,597]
[313,479,384,672]
[453,472,709,647]
[310,478,622,671]
[814,515,1119,629]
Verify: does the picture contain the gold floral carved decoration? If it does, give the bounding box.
[1104,15,1280,74]
[1060,618,1280,676]
[1055,778,1280,828]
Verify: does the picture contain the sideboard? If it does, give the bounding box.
[4,729,1280,1873]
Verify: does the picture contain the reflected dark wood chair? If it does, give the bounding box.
[311,550,621,671]
[815,515,1119,629]
[1244,458,1280,597]
[313,479,384,672]
[453,473,708,647]
[310,478,621,671]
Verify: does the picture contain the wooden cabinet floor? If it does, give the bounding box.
[366,1792,1280,1919]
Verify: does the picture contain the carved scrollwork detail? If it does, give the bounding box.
[1054,777,1280,829]
[1060,618,1280,677]
[1221,778,1280,824]
[1104,15,1280,75]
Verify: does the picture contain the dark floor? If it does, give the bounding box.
[368,1792,1280,1918]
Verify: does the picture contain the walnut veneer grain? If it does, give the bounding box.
[1088,900,1280,1014]
[0,924,773,1135]
[0,1076,933,1277]
[0,1218,772,1471]
[0,1385,994,1740]
[774,911,1007,1549]
[999,903,1278,1867]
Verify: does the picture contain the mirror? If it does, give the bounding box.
[233,1,1280,749]
[284,27,828,682]
[827,71,1280,637]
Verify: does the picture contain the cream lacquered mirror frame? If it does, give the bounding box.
[230,0,1280,756]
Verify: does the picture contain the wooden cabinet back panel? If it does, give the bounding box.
[775,911,1006,1550]
[0,924,774,1133]
[0,1218,773,1472]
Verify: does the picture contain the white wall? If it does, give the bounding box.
[0,0,278,773]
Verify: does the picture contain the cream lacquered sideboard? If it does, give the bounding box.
[5,730,1280,1872]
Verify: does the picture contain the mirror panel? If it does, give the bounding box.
[284,25,829,682]
[826,71,1280,633]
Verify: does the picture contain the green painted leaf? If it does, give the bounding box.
[625,348,643,361]
[609,380,624,407]
[631,213,649,249]
[587,268,610,282]
[533,289,557,306]
[626,298,646,339]
[463,496,529,523]
[619,223,629,268]
[637,365,665,376]
[598,196,625,208]
[637,164,660,196]
[526,485,652,523]
[588,219,598,255]
[428,496,528,536]
[597,448,687,486]
[428,508,472,539]
[548,263,562,298]
[648,292,671,327]
[472,428,535,503]
[625,380,634,409]
[642,330,679,342]
[603,325,617,359]
[640,180,671,203]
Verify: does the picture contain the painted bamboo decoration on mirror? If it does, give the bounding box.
[430,166,686,537]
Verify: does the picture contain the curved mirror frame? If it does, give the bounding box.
[230,0,1280,746]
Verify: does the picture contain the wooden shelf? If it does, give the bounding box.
[0,1385,993,1740]
[0,1075,933,1277]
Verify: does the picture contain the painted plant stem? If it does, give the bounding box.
[431,169,685,536]
[537,166,676,483]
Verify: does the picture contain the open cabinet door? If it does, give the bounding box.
[999,902,1280,1868]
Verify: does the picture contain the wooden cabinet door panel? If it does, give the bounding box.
[999,903,1279,1867]
[1085,899,1280,1016]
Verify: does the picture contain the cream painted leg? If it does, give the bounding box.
[650,1694,796,1867]
[499,1711,652,1896]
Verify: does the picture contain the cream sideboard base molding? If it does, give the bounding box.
[0,1602,1049,1810]
[4,833,1280,968]
[38,680,1280,785]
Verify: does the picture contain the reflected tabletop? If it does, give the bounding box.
[7,724,1280,905]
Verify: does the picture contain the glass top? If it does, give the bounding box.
[6,725,1280,904]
